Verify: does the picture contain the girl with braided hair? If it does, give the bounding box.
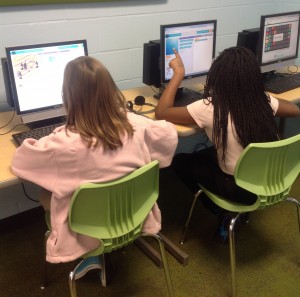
[155,46,300,241]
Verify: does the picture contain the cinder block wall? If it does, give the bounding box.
[1,0,299,102]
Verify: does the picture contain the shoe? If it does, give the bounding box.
[213,212,249,244]
[213,214,231,244]
[74,256,102,280]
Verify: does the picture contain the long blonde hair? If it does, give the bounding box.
[62,56,134,150]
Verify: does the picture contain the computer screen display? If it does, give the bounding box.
[5,40,88,123]
[161,20,217,84]
[258,11,300,66]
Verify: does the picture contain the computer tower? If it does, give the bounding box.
[142,40,161,88]
[1,57,15,107]
[237,28,260,56]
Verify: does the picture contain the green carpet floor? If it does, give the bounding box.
[0,170,299,297]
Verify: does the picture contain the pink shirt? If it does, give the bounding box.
[187,95,279,175]
[11,112,178,263]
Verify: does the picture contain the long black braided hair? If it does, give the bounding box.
[203,46,279,163]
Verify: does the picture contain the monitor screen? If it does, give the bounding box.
[161,20,217,84]
[258,11,300,67]
[5,40,88,124]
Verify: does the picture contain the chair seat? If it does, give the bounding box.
[199,184,261,213]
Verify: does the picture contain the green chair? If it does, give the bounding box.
[180,134,300,297]
[41,160,175,297]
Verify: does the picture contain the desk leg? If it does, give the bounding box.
[135,237,163,268]
[135,232,189,267]
[159,232,189,266]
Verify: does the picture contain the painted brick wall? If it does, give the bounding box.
[0,0,299,103]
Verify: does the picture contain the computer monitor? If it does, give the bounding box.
[258,11,300,73]
[1,57,14,107]
[5,40,88,126]
[142,40,161,88]
[237,11,300,73]
[160,20,217,97]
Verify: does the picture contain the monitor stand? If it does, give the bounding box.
[26,116,66,129]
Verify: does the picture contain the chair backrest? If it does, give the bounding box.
[234,134,300,208]
[69,160,159,252]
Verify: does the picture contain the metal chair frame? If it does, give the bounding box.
[180,134,300,297]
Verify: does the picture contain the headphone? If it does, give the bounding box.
[126,95,156,115]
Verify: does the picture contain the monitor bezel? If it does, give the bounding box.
[257,11,300,67]
[5,39,88,116]
[160,20,217,84]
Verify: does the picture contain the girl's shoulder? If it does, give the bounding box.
[187,97,213,113]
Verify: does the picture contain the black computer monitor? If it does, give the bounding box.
[237,11,300,73]
[142,40,161,88]
[258,11,300,72]
[1,57,14,107]
[5,40,88,126]
[160,20,217,97]
[142,20,217,100]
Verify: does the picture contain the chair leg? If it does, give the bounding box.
[228,213,240,297]
[100,254,107,287]
[69,270,77,297]
[286,197,300,233]
[145,233,175,297]
[180,189,202,244]
[69,260,85,297]
[40,230,50,289]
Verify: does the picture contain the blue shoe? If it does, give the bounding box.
[213,213,248,244]
[74,256,102,280]
[213,214,231,244]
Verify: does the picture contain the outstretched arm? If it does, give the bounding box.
[155,49,196,124]
[276,98,300,117]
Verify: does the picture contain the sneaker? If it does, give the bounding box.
[74,256,102,280]
[213,214,231,244]
[213,212,249,244]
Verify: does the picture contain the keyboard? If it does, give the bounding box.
[264,73,300,94]
[173,88,203,107]
[12,122,64,146]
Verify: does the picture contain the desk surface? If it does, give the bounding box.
[0,110,28,188]
[122,86,201,136]
[1,84,299,189]
[0,86,200,189]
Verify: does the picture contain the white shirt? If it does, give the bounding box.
[187,95,279,175]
